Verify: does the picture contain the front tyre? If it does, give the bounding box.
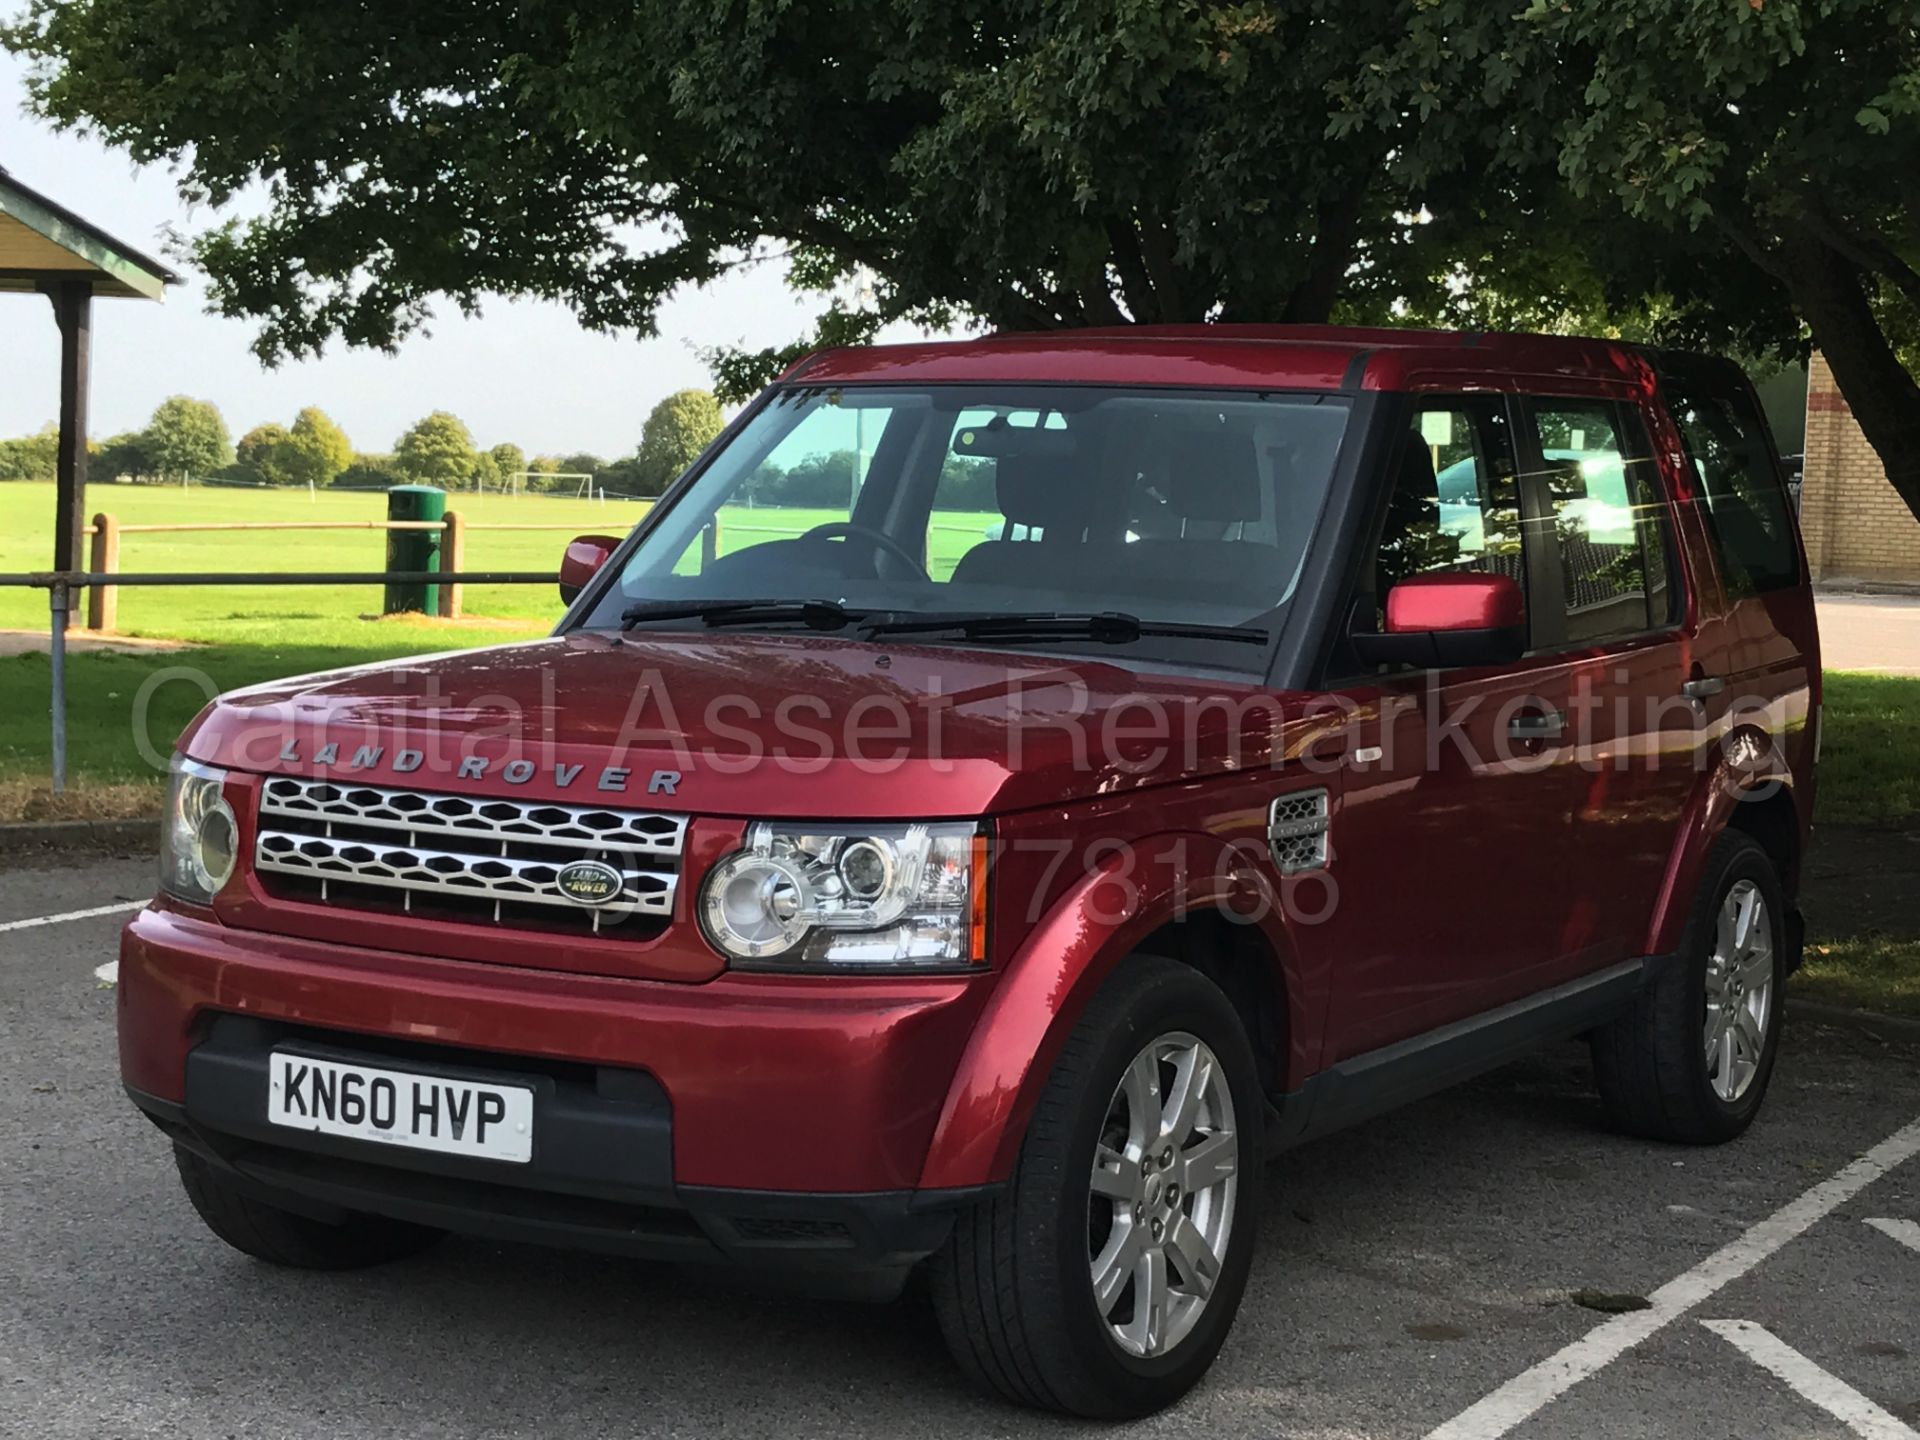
[1591,830,1787,1144]
[932,957,1261,1417]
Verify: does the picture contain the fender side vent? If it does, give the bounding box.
[1268,789,1330,874]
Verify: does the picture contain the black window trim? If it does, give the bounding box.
[1315,390,1692,689]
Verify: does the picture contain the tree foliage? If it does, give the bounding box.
[144,395,232,482]
[394,411,479,489]
[95,430,158,482]
[0,3,1466,379]
[488,442,527,485]
[235,422,293,485]
[0,425,59,482]
[282,406,354,488]
[335,453,405,490]
[635,388,723,494]
[7,1,1918,517]
[1360,0,1920,514]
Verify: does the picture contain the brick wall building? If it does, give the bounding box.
[1798,351,1920,585]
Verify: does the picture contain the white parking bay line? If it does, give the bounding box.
[0,900,145,936]
[1427,1114,1920,1440]
[1865,1217,1920,1255]
[1702,1320,1919,1439]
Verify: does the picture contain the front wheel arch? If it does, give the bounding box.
[917,833,1302,1192]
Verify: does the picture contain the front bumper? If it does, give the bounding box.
[132,1066,980,1297]
[118,904,1000,1281]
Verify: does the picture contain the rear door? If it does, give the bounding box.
[1509,395,1697,972]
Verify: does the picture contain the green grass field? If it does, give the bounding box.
[0,478,1002,809]
[0,482,1000,647]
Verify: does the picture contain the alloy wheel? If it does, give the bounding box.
[1704,879,1775,1103]
[1087,1031,1239,1359]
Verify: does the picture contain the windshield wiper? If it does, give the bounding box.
[620,598,867,632]
[858,610,1269,647]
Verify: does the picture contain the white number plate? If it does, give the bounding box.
[267,1051,534,1164]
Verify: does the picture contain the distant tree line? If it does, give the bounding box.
[739,449,995,510]
[0,388,728,498]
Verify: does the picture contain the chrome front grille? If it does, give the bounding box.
[253,777,686,933]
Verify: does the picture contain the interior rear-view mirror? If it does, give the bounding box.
[952,414,1077,460]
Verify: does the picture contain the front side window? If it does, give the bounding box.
[1373,399,1525,606]
[584,385,1353,658]
[1523,401,1677,643]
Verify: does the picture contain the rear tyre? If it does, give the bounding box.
[175,1147,444,1269]
[1591,831,1786,1144]
[931,957,1262,1417]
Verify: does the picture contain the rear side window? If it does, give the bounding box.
[1665,381,1799,596]
[1522,401,1678,643]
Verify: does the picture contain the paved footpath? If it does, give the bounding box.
[1818,593,1920,676]
[4,854,1919,1438]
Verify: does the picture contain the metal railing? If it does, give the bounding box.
[2,567,559,794]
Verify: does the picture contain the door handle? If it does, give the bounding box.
[1507,710,1566,741]
[1683,676,1726,700]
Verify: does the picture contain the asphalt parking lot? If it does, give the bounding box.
[5,854,1919,1439]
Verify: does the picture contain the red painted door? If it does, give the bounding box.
[1308,396,1594,1059]
[1509,395,1696,976]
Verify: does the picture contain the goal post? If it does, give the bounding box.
[506,471,595,499]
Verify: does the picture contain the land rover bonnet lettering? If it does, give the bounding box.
[268,741,680,795]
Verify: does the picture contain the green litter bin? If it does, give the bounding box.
[384,485,446,615]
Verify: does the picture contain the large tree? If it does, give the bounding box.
[0,3,1473,375]
[0,425,59,482]
[282,406,354,489]
[144,396,232,483]
[235,421,294,485]
[1350,0,1920,517]
[635,389,724,495]
[394,411,480,489]
[488,442,528,487]
[8,2,1917,518]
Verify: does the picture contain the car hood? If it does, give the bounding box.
[181,632,1327,817]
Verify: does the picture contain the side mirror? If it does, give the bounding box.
[1351,571,1527,669]
[559,534,621,604]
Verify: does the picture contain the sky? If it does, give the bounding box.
[0,51,935,460]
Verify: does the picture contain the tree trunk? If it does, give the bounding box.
[1280,187,1366,324]
[1782,230,1920,529]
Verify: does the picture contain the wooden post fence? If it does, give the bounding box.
[439,510,466,620]
[68,505,657,633]
[86,511,118,631]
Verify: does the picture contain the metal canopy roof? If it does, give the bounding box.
[0,164,178,300]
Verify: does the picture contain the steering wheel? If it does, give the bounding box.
[799,522,931,582]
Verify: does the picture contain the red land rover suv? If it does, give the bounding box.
[121,327,1816,1416]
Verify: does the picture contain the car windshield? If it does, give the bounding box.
[580,384,1352,654]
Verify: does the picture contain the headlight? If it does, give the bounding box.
[161,757,238,904]
[701,822,987,971]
